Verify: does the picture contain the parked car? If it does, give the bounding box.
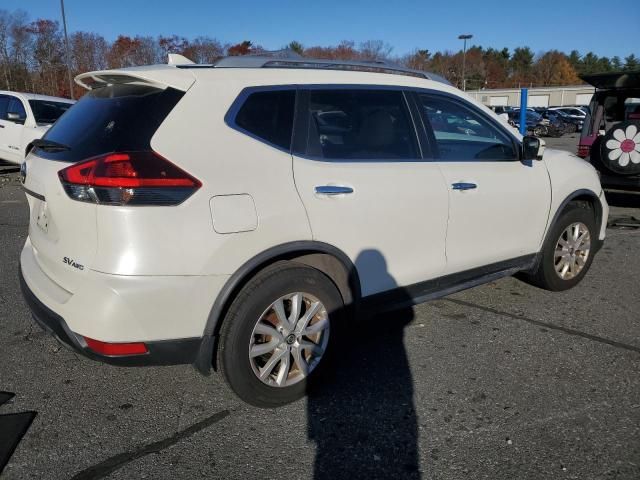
[549,107,587,120]
[577,70,640,191]
[508,110,548,136]
[555,110,584,132]
[541,109,582,133]
[490,106,514,115]
[19,56,608,407]
[0,91,74,164]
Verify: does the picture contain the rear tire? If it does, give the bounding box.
[519,204,596,291]
[217,263,343,408]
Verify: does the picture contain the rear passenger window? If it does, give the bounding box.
[235,90,296,150]
[307,90,418,160]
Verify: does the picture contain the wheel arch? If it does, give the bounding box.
[194,241,361,374]
[549,189,602,236]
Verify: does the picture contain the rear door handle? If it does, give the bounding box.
[451,182,477,191]
[315,185,354,196]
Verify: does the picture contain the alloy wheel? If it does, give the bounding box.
[554,222,591,280]
[249,292,329,387]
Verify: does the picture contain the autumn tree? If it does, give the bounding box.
[29,19,66,95]
[403,49,431,71]
[483,47,509,88]
[534,50,580,86]
[510,47,534,86]
[358,40,392,61]
[227,40,253,56]
[0,8,636,97]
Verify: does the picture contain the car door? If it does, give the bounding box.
[292,87,449,297]
[0,95,27,163]
[415,92,551,274]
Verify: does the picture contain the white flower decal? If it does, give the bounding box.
[606,124,640,166]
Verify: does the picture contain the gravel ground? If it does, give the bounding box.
[1,141,639,479]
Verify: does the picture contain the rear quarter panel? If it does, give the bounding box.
[92,77,312,276]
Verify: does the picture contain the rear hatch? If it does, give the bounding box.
[23,73,191,293]
[581,71,640,90]
[578,71,640,157]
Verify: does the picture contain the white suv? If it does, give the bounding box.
[0,91,74,164]
[19,56,608,407]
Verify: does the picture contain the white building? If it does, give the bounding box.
[466,85,595,108]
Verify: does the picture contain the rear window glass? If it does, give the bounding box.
[37,84,183,162]
[234,90,296,150]
[28,100,72,124]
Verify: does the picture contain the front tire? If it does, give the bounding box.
[520,204,596,291]
[217,263,343,408]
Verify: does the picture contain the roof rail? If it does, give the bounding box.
[176,55,450,85]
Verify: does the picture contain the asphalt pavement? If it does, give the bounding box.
[1,137,639,479]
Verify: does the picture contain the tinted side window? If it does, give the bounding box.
[0,95,9,120]
[29,100,72,124]
[235,90,296,150]
[307,89,418,160]
[419,94,517,161]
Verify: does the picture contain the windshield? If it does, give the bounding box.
[28,100,73,124]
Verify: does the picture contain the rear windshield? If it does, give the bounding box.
[28,100,73,124]
[36,84,183,162]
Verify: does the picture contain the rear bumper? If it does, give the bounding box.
[19,236,229,367]
[19,267,202,366]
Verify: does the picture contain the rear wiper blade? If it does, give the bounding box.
[31,139,71,152]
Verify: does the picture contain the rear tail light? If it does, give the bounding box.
[577,144,590,158]
[58,151,201,206]
[83,336,148,356]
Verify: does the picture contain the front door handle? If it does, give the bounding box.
[315,185,354,196]
[451,182,477,191]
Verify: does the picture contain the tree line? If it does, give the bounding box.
[1,9,638,99]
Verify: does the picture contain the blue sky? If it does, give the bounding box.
[4,0,639,59]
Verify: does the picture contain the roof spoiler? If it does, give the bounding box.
[75,62,195,91]
[167,53,195,66]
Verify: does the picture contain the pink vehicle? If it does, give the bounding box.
[578,71,640,191]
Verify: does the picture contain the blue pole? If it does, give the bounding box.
[519,88,528,136]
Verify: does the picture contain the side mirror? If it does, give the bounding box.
[7,112,26,124]
[522,135,545,161]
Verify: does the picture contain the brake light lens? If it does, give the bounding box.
[59,151,201,206]
[83,336,148,356]
[577,144,590,158]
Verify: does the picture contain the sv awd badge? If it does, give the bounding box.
[63,257,84,271]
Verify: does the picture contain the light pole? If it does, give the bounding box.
[60,0,74,99]
[458,34,473,91]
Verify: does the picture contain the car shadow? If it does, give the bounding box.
[307,249,420,479]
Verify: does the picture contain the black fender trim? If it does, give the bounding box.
[548,189,603,240]
[193,241,361,375]
[527,188,604,273]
